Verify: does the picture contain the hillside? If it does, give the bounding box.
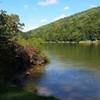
[26,7,100,42]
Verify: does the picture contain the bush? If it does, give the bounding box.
[0,37,30,82]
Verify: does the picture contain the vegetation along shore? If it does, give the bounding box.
[0,6,100,100]
[0,10,58,100]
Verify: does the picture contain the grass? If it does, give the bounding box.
[0,83,59,100]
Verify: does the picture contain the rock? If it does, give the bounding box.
[25,71,31,77]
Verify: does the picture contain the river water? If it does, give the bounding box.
[25,44,100,100]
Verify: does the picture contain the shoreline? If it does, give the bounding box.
[42,40,100,44]
[79,40,100,44]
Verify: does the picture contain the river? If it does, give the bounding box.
[24,44,100,100]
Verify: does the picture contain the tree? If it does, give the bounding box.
[27,7,100,42]
[0,10,24,39]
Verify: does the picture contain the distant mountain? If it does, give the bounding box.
[26,7,100,42]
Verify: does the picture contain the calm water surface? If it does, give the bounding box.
[25,44,100,100]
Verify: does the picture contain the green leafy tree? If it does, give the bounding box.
[0,10,24,39]
[26,7,100,42]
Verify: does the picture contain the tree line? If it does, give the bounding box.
[27,7,100,42]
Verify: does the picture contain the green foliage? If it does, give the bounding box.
[0,39,30,82]
[27,7,100,42]
[0,83,59,100]
[28,37,43,49]
[17,35,44,49]
[0,10,24,39]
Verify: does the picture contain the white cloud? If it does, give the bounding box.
[38,0,58,6]
[88,4,97,8]
[24,4,29,9]
[40,18,48,23]
[23,18,48,32]
[54,14,66,21]
[23,24,39,32]
[64,6,69,10]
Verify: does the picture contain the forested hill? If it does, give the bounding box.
[26,7,100,42]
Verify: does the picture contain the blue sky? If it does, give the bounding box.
[0,0,100,31]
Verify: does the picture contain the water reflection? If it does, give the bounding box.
[45,44,100,70]
[25,44,100,100]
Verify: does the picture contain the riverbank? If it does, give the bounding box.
[0,83,59,100]
[79,40,100,44]
[42,40,100,44]
[0,38,57,100]
[0,38,49,82]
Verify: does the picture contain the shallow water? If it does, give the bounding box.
[25,44,100,100]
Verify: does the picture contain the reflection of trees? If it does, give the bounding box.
[44,44,100,70]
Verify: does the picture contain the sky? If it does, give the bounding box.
[0,0,100,32]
